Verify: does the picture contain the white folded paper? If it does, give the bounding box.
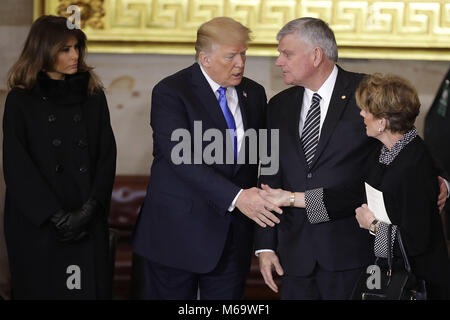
[364,182,392,224]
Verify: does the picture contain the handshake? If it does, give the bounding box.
[50,198,100,243]
[235,184,305,228]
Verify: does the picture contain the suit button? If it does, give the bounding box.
[77,139,87,149]
[48,114,56,122]
[79,166,88,173]
[307,173,312,179]
[55,164,63,173]
[52,139,62,147]
[73,114,81,123]
[42,96,48,101]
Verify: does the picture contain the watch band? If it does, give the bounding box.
[369,219,379,236]
[289,192,295,207]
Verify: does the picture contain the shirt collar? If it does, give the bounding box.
[379,128,418,165]
[199,63,222,94]
[304,65,338,104]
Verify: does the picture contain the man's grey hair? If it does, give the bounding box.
[277,17,338,62]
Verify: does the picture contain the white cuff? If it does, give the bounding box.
[254,249,275,257]
[228,189,243,212]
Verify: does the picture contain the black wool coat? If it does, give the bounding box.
[3,72,116,299]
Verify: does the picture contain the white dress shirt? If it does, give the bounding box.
[199,64,244,211]
[299,65,338,140]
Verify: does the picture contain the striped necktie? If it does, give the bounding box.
[301,93,322,167]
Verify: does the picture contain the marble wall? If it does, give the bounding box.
[0,0,448,299]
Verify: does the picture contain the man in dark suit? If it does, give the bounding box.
[132,17,282,300]
[425,67,450,240]
[254,17,384,300]
[425,67,450,175]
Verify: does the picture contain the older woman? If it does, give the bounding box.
[4,15,116,299]
[261,73,449,299]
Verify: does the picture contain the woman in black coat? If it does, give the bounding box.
[260,74,449,299]
[3,15,116,299]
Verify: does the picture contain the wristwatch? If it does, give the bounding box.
[289,192,295,207]
[369,219,380,236]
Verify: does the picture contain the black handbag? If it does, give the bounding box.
[350,225,427,300]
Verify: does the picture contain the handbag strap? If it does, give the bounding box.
[387,224,392,276]
[396,230,412,273]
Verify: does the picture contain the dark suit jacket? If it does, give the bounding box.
[132,63,267,274]
[424,67,450,179]
[424,67,450,240]
[255,66,379,276]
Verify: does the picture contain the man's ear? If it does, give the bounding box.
[199,51,210,68]
[312,47,324,67]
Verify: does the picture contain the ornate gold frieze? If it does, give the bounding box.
[34,0,450,60]
[56,0,105,29]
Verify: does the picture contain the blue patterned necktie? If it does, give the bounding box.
[217,86,237,161]
[301,93,322,167]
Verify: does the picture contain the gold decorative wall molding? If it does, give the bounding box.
[56,0,105,29]
[34,0,450,60]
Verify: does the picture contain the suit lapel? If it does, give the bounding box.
[191,63,246,172]
[309,66,353,168]
[190,63,229,131]
[235,83,249,131]
[233,81,250,175]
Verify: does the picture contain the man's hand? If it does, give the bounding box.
[258,251,284,293]
[258,183,290,207]
[437,176,448,213]
[235,187,282,227]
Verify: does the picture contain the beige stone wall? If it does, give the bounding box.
[0,1,448,299]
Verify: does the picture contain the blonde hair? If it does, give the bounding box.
[195,17,251,60]
[7,15,103,95]
[356,73,421,133]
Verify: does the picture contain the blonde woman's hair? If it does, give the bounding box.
[356,73,421,133]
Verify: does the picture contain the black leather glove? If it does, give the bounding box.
[50,198,99,243]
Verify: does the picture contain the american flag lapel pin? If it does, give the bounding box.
[243,91,247,98]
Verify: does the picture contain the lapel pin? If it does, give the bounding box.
[243,91,247,98]
[341,95,346,99]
